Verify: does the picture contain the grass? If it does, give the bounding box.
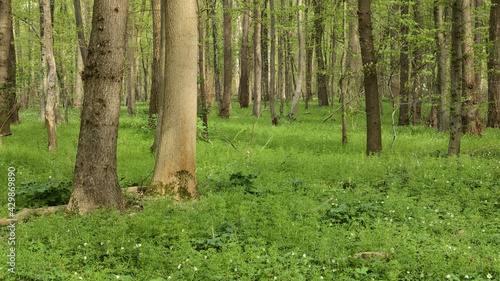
[0,99,499,280]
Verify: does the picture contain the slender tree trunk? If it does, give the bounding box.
[238,1,250,108]
[487,0,500,127]
[72,0,88,63]
[389,3,399,109]
[42,0,58,151]
[38,1,46,122]
[411,0,423,124]
[448,0,463,156]
[474,0,483,97]
[269,0,278,124]
[398,0,409,126]
[126,5,136,116]
[290,0,305,118]
[277,0,285,116]
[253,0,262,117]
[341,0,348,143]
[435,2,449,131]
[198,0,208,133]
[358,0,382,155]
[461,0,483,134]
[150,0,199,200]
[347,0,361,97]
[149,0,160,117]
[314,0,328,107]
[212,0,222,107]
[0,0,13,136]
[261,2,269,107]
[74,47,84,107]
[68,0,128,214]
[305,1,313,109]
[219,0,232,118]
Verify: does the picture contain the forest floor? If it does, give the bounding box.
[0,100,499,280]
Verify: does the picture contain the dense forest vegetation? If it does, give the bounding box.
[0,0,499,280]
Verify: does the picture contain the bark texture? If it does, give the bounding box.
[252,0,262,117]
[290,0,305,118]
[68,0,128,214]
[435,3,449,131]
[219,0,232,118]
[398,0,410,126]
[358,0,382,155]
[0,0,13,136]
[269,0,278,125]
[150,0,199,200]
[487,0,500,127]
[314,0,329,107]
[149,0,160,117]
[238,2,250,108]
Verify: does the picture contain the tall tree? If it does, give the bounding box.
[126,4,136,116]
[358,0,382,155]
[0,0,13,138]
[238,0,251,108]
[487,0,500,127]
[73,0,88,63]
[211,0,222,106]
[434,1,449,132]
[149,0,199,200]
[448,0,463,156]
[341,0,348,143]
[398,0,410,126]
[149,0,160,117]
[42,0,58,151]
[313,0,329,106]
[219,0,232,118]
[290,0,305,118]
[461,0,483,134]
[198,0,209,132]
[269,0,278,125]
[253,0,262,117]
[68,0,128,214]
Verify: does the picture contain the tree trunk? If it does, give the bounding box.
[219,0,232,118]
[0,0,13,136]
[150,0,199,200]
[358,0,382,155]
[461,0,483,134]
[269,0,278,125]
[398,0,410,126]
[314,0,328,107]
[73,0,88,63]
[277,0,285,116]
[74,47,84,107]
[42,0,58,151]
[435,2,449,131]
[261,2,269,107]
[487,0,500,127]
[253,0,262,117]
[238,1,251,108]
[68,0,128,214]
[448,0,463,156]
[149,0,160,117]
[212,0,222,107]
[341,0,348,143]
[474,0,483,97]
[347,0,361,97]
[305,2,313,109]
[290,0,305,118]
[126,5,136,116]
[411,0,423,125]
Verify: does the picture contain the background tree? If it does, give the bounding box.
[42,0,57,151]
[149,0,199,200]
[358,0,382,155]
[290,0,305,118]
[434,0,449,132]
[269,0,278,125]
[219,0,232,118]
[313,0,328,107]
[487,0,500,127]
[68,0,129,214]
[238,0,251,108]
[149,0,160,117]
[398,0,410,126]
[253,0,262,117]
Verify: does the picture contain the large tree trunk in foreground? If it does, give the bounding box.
[0,0,13,137]
[219,0,232,118]
[42,0,58,151]
[448,0,463,156]
[358,0,382,155]
[68,0,128,214]
[487,0,500,128]
[149,0,199,200]
[252,0,262,117]
[238,2,250,108]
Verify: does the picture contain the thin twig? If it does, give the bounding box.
[322,92,364,123]
[468,144,500,155]
[411,152,420,167]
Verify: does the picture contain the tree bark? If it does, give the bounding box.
[314,0,328,107]
[461,0,483,134]
[487,0,500,127]
[398,0,410,126]
[358,0,382,155]
[290,0,305,118]
[341,0,348,143]
[238,1,251,108]
[212,0,222,107]
[72,0,88,63]
[411,1,423,124]
[74,47,84,108]
[435,2,449,132]
[42,0,58,151]
[68,0,128,214]
[198,0,208,133]
[347,0,361,97]
[252,0,262,117]
[150,0,199,200]
[448,0,463,156]
[269,0,278,125]
[126,5,136,116]
[0,0,13,136]
[219,0,232,118]
[149,0,160,117]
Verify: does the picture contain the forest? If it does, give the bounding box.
[0,0,500,280]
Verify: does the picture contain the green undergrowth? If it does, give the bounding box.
[0,100,499,280]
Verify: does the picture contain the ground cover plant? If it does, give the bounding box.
[0,101,499,280]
